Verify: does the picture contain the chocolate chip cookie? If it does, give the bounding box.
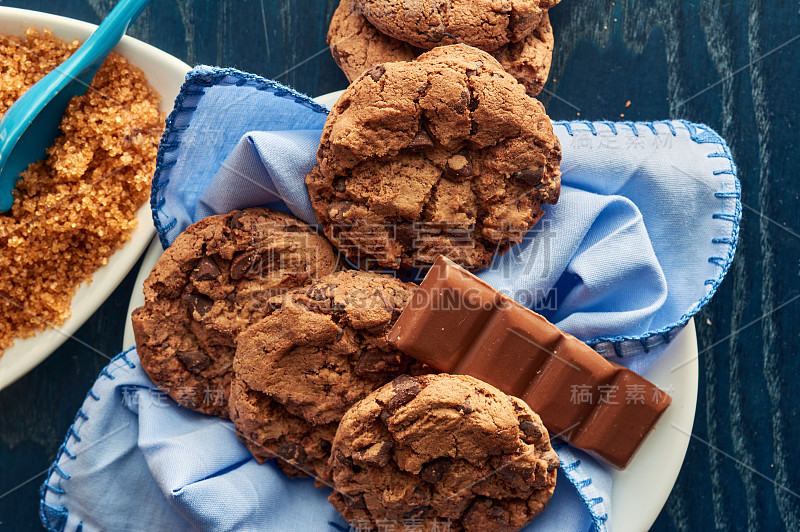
[492,11,554,97]
[329,373,560,531]
[229,270,425,481]
[307,44,562,271]
[354,0,559,52]
[329,0,418,86]
[329,0,555,96]
[131,208,337,417]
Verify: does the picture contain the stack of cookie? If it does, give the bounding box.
[133,42,564,531]
[329,0,561,96]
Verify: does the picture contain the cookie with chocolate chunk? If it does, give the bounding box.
[492,11,555,97]
[329,373,559,531]
[328,0,418,85]
[131,208,337,417]
[329,0,555,96]
[354,0,559,52]
[308,44,561,271]
[230,270,426,481]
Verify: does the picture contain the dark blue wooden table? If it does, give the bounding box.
[1,1,799,530]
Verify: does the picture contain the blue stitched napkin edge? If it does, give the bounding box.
[564,120,741,354]
[150,66,330,245]
[39,348,139,532]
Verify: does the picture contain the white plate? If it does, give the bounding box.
[122,91,698,531]
[0,7,191,390]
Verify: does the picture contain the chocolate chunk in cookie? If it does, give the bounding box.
[229,270,428,482]
[329,0,556,96]
[354,0,560,52]
[308,44,561,271]
[329,374,560,531]
[131,208,337,417]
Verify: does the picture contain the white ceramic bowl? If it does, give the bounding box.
[0,7,191,390]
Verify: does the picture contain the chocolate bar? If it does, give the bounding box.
[388,256,671,469]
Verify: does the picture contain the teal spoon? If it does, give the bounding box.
[0,0,150,212]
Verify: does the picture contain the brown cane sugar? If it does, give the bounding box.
[0,29,165,354]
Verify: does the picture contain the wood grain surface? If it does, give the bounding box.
[1,0,798,530]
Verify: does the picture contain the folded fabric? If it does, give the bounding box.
[40,349,596,532]
[41,67,740,532]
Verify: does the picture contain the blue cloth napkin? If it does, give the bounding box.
[41,67,740,532]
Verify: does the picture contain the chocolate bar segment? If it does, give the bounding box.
[389,273,500,373]
[570,368,670,468]
[388,256,671,469]
[456,308,555,398]
[521,339,617,440]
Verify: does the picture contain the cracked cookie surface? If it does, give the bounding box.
[131,208,337,417]
[354,0,559,52]
[307,44,561,271]
[329,373,560,531]
[329,0,555,96]
[230,270,425,481]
